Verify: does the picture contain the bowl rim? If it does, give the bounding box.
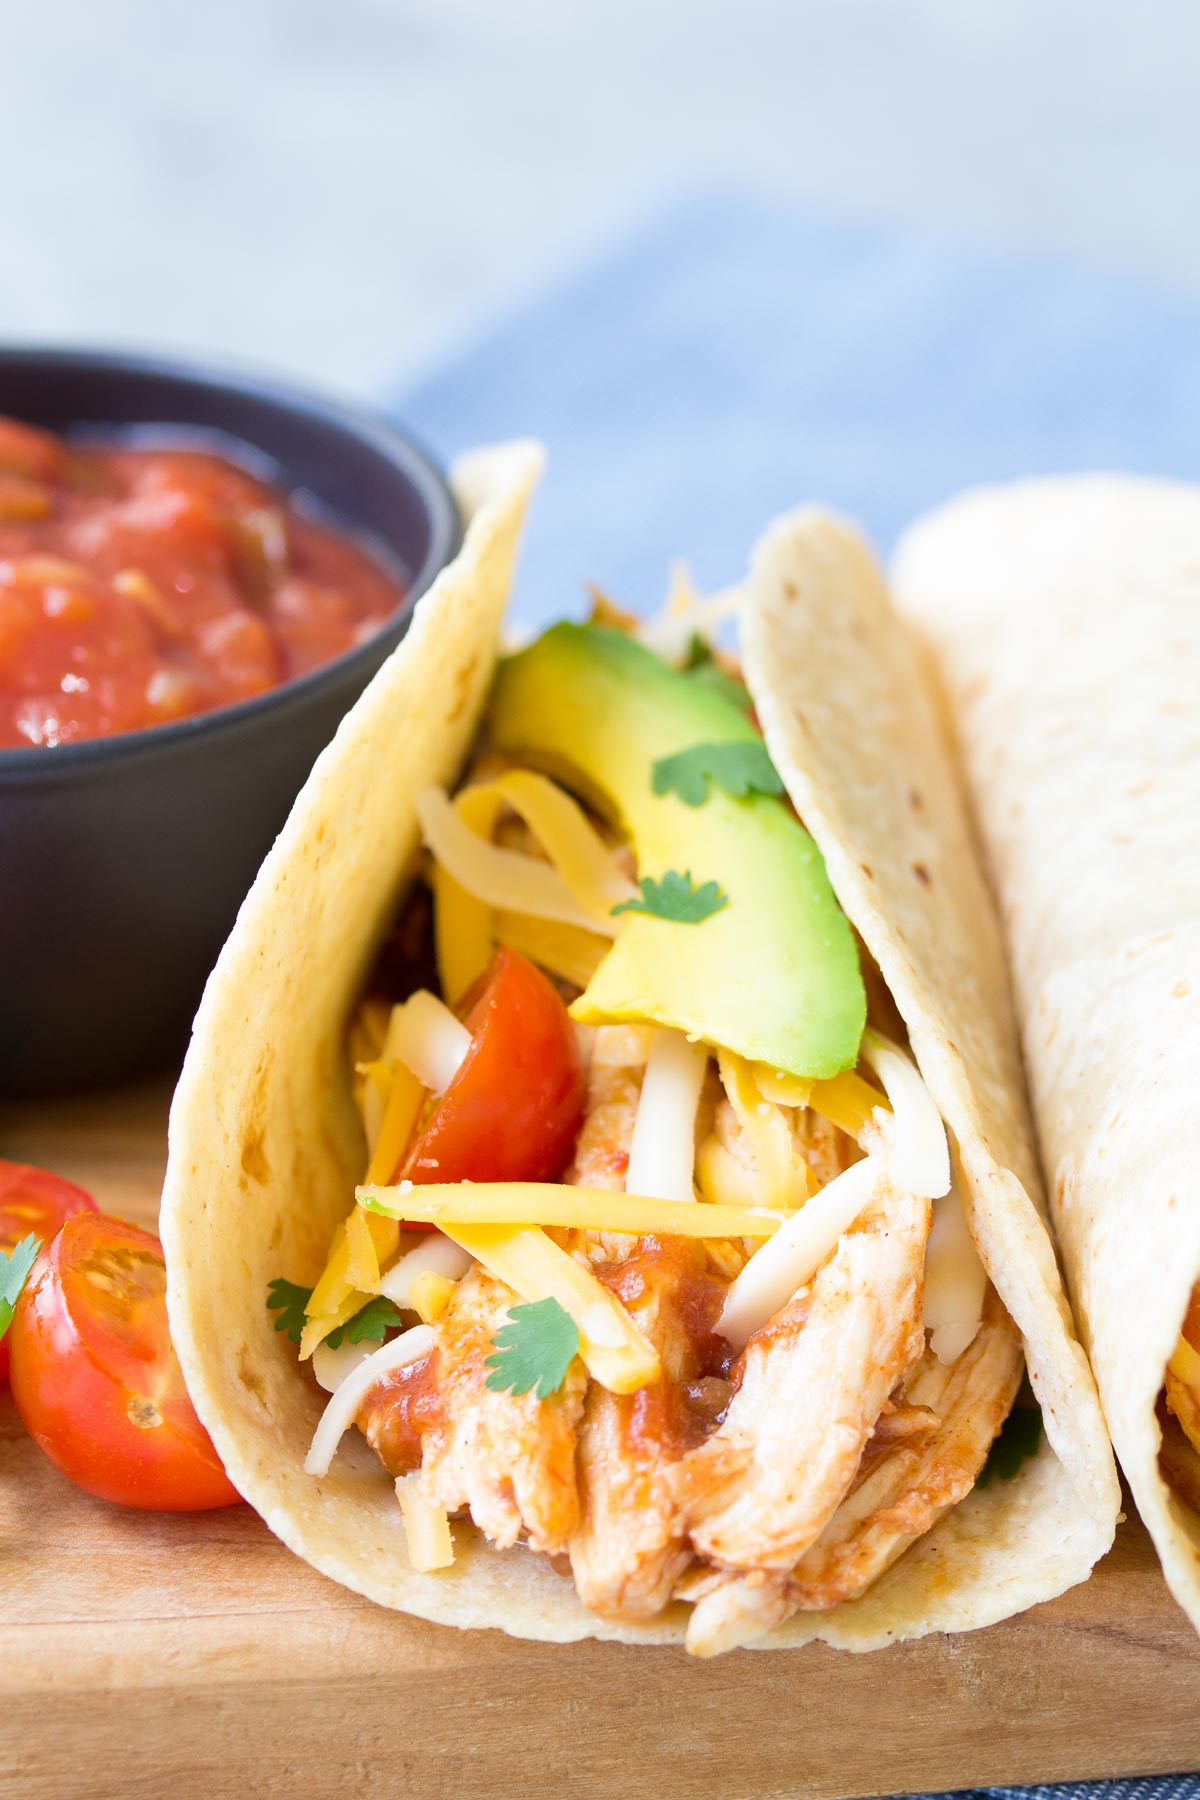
[0,344,461,780]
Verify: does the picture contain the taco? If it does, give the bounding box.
[893,475,1200,1634]
[162,444,1117,1655]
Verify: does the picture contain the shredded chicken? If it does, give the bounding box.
[672,1177,931,1574]
[683,1286,1022,1654]
[414,1266,586,1554]
[793,1106,861,1189]
[569,1236,724,1619]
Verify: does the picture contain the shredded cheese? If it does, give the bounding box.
[433,786,502,1004]
[861,1030,950,1199]
[417,785,620,938]
[696,1135,757,1209]
[718,1049,808,1207]
[376,1232,474,1308]
[305,1324,436,1476]
[306,1221,355,1319]
[494,911,609,989]
[753,1066,813,1108]
[312,1334,374,1394]
[409,1270,458,1323]
[299,1287,371,1362]
[440,1222,660,1393]
[808,1068,888,1139]
[923,1179,987,1364]
[359,1180,786,1240]
[345,1204,382,1291]
[355,1058,391,1155]
[625,1029,708,1203]
[718,1158,882,1351]
[395,1476,455,1571]
[385,991,471,1095]
[486,769,635,918]
[365,1061,424,1186]
[1170,1334,1200,1393]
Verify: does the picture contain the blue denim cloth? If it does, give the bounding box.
[392,185,1200,633]
[388,186,1200,1798]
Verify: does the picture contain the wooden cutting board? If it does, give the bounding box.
[3,1080,1199,1800]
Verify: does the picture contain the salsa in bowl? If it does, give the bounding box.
[0,416,408,748]
[0,349,460,1094]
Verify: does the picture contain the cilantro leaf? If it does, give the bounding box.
[267,1277,407,1351]
[0,1235,41,1343]
[266,1277,312,1345]
[978,1406,1043,1486]
[652,740,783,808]
[682,630,712,671]
[484,1297,580,1399]
[338,1295,406,1346]
[612,868,729,925]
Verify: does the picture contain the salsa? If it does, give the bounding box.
[0,415,406,747]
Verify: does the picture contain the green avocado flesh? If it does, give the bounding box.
[487,623,865,1079]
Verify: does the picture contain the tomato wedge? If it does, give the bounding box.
[0,1160,97,1385]
[9,1211,240,1510]
[399,946,585,1193]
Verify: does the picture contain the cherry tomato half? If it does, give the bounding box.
[9,1211,240,1511]
[0,1160,97,1385]
[401,946,585,1192]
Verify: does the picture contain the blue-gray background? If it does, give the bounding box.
[5,0,1200,397]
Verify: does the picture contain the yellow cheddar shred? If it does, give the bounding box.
[359,1181,785,1241]
[486,769,633,921]
[298,1286,374,1362]
[494,911,608,989]
[345,1205,382,1292]
[1170,1333,1200,1393]
[718,1050,809,1206]
[365,1062,424,1187]
[441,1220,659,1394]
[409,1269,457,1324]
[432,786,503,1004]
[808,1068,889,1140]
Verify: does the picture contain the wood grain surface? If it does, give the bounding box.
[2,1080,1199,1800]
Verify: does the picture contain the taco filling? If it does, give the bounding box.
[1161,1293,1200,1512]
[271,596,1024,1657]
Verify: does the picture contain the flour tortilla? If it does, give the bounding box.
[163,463,1118,1649]
[893,476,1200,1634]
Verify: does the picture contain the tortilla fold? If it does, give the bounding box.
[893,476,1200,1634]
[162,459,1118,1648]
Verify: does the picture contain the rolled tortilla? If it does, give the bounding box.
[162,458,1118,1648]
[893,476,1200,1632]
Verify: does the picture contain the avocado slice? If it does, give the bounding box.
[487,623,865,1079]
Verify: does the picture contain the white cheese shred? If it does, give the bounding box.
[923,1178,987,1364]
[718,1157,881,1351]
[376,1233,475,1309]
[395,1475,455,1571]
[860,1030,951,1199]
[624,1028,708,1204]
[305,1324,436,1477]
[385,990,471,1095]
[416,785,619,937]
[311,1335,375,1395]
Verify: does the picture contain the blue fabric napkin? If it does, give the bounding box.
[392,184,1200,631]
[388,186,1200,1799]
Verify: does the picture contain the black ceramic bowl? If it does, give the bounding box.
[0,349,461,1096]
